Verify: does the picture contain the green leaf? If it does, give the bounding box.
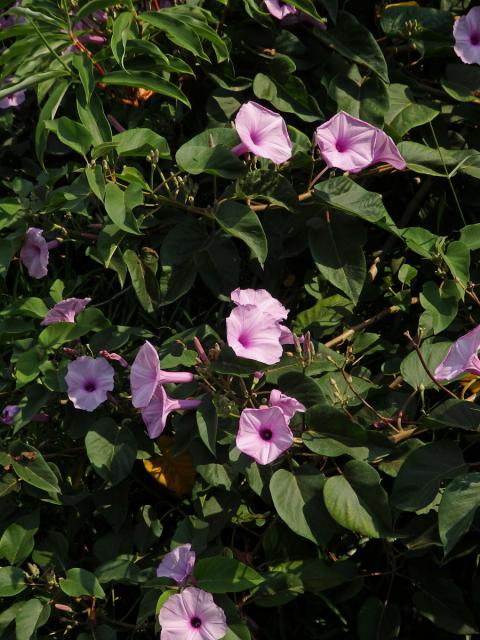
[76,91,112,147]
[413,580,478,635]
[419,281,459,334]
[72,54,95,102]
[391,441,466,512]
[303,405,392,461]
[85,418,137,485]
[315,11,388,83]
[323,460,392,537]
[100,71,190,107]
[309,212,366,305]
[400,338,451,390]
[385,84,439,138]
[104,182,141,235]
[123,249,159,313]
[11,444,61,494]
[45,117,93,155]
[38,322,89,348]
[16,599,50,640]
[253,73,323,123]
[422,399,480,431]
[314,177,398,235]
[441,240,470,293]
[176,128,246,179]
[327,68,389,127]
[215,202,267,266]
[112,128,170,158]
[234,169,298,211]
[35,78,69,164]
[111,12,134,69]
[196,396,217,456]
[270,469,337,545]
[59,568,106,599]
[0,567,27,597]
[193,557,264,593]
[0,70,70,101]
[442,64,480,103]
[0,512,39,565]
[357,598,400,640]
[438,472,480,554]
[140,11,210,61]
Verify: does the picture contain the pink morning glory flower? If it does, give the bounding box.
[0,89,25,109]
[454,7,480,64]
[269,389,305,422]
[41,298,91,326]
[314,111,406,173]
[264,0,298,20]
[130,341,194,408]
[237,406,293,464]
[141,385,201,439]
[1,404,19,425]
[231,288,288,322]
[226,304,283,365]
[434,326,480,381]
[159,587,227,640]
[232,101,292,164]
[19,228,59,279]
[65,356,115,412]
[156,543,196,585]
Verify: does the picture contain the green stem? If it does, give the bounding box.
[31,20,72,75]
[429,122,467,226]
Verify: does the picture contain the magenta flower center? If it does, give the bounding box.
[84,381,97,392]
[335,138,349,153]
[260,428,273,441]
[471,32,480,46]
[237,333,251,348]
[249,130,262,145]
[190,616,202,629]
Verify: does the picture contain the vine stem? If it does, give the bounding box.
[403,331,458,399]
[323,302,418,349]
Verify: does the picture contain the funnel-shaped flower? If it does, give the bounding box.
[157,543,196,585]
[269,389,305,422]
[232,101,292,164]
[434,326,480,381]
[1,404,19,425]
[130,341,194,408]
[20,228,57,279]
[159,587,227,640]
[66,356,115,411]
[0,88,25,110]
[315,111,406,173]
[237,406,293,464]
[454,7,480,64]
[141,385,201,439]
[231,287,288,322]
[226,304,283,365]
[41,297,91,326]
[264,0,298,20]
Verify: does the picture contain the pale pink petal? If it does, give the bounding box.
[130,341,161,408]
[454,8,480,64]
[434,325,480,380]
[157,544,196,584]
[264,0,297,19]
[237,406,293,464]
[373,130,407,170]
[20,227,49,279]
[230,288,288,321]
[269,389,306,421]
[159,587,227,640]
[41,297,91,326]
[65,356,114,412]
[226,305,283,365]
[233,101,292,164]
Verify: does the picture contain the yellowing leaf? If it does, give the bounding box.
[143,436,195,496]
